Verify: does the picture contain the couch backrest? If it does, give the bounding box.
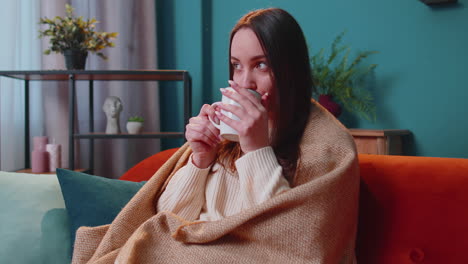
[119,148,179,182]
[357,154,468,264]
[120,150,468,263]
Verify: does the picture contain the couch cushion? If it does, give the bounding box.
[56,169,145,246]
[0,171,70,264]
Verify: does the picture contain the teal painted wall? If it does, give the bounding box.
[157,0,202,148]
[157,0,468,158]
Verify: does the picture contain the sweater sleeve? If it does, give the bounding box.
[235,146,291,210]
[157,155,212,221]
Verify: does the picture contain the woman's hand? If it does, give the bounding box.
[215,80,270,153]
[185,104,221,168]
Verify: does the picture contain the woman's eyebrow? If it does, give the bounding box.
[230,55,266,61]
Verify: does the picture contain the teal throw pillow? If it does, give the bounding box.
[40,208,72,263]
[55,169,145,245]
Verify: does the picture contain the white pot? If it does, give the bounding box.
[126,122,143,134]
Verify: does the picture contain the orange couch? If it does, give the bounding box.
[120,149,468,263]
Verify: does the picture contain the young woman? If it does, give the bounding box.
[74,8,359,264]
[156,7,314,221]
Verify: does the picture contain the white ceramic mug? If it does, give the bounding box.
[210,87,261,142]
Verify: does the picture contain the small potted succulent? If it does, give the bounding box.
[126,116,144,134]
[38,4,118,69]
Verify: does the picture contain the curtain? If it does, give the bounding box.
[0,0,43,171]
[73,0,160,178]
[1,0,159,178]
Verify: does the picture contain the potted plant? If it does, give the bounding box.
[38,4,118,70]
[310,31,378,121]
[126,116,144,134]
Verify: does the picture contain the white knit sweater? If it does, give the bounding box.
[157,146,291,221]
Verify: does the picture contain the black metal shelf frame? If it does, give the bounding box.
[0,70,191,172]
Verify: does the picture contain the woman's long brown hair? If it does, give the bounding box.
[216,8,315,183]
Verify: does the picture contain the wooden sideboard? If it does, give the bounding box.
[349,129,411,155]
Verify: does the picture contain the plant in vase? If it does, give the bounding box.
[126,116,144,134]
[310,31,378,121]
[38,4,118,70]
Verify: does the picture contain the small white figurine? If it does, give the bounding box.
[102,96,123,134]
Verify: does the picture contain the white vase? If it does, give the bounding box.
[126,122,143,134]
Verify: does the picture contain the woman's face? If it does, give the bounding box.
[230,28,274,110]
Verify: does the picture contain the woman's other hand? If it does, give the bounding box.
[215,80,270,153]
[185,104,221,168]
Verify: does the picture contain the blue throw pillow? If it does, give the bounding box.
[55,169,145,246]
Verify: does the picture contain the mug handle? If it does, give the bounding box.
[208,102,222,129]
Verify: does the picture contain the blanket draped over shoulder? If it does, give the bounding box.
[73,101,360,264]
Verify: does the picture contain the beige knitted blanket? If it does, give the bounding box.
[73,102,360,264]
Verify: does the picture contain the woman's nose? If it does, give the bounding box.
[238,70,256,89]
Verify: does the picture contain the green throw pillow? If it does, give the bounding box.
[0,171,66,264]
[55,169,145,246]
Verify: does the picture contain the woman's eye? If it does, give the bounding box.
[232,62,241,70]
[257,62,268,70]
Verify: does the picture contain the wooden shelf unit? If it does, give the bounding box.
[0,70,192,172]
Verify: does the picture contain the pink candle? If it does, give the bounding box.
[32,136,49,173]
[46,143,61,172]
[32,150,49,173]
[33,136,48,151]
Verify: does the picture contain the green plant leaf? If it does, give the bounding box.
[128,116,144,122]
[310,31,378,121]
[38,4,118,60]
